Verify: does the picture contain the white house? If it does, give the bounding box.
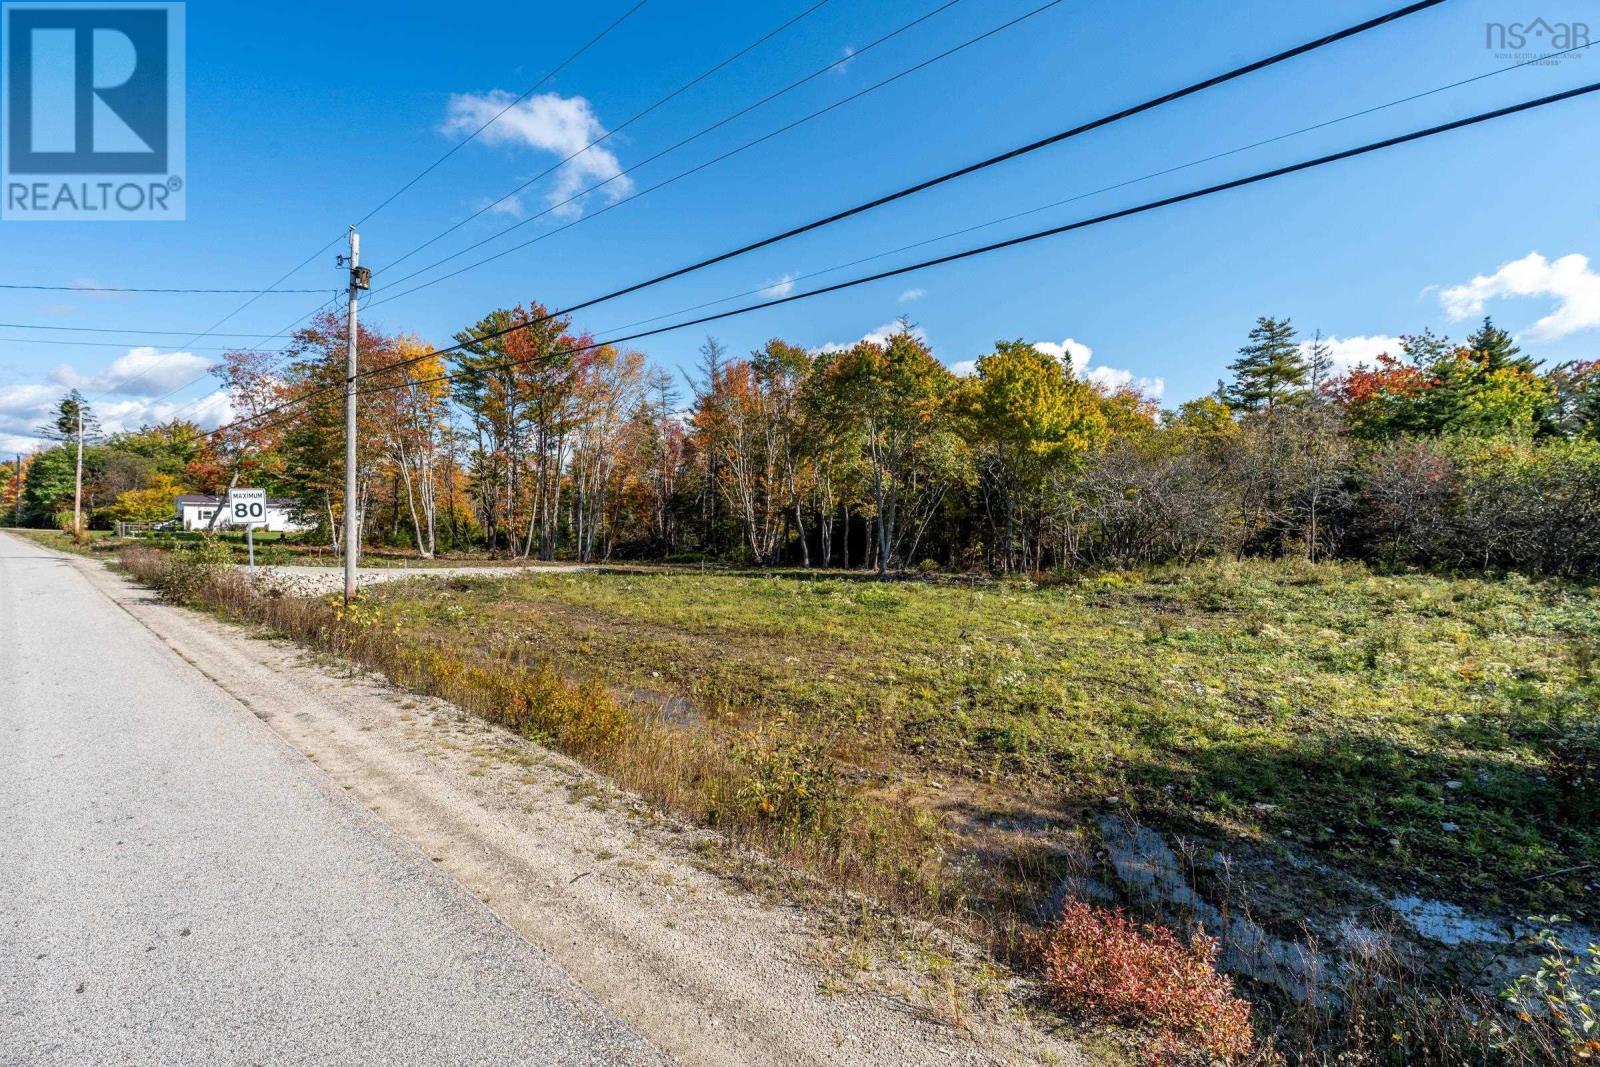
[175,494,311,533]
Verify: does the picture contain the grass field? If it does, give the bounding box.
[92,535,1600,1054]
[355,560,1600,922]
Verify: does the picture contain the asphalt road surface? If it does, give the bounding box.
[0,532,667,1066]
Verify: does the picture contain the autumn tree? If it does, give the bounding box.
[692,355,784,564]
[451,304,588,558]
[810,326,961,573]
[367,335,449,557]
[1547,359,1600,439]
[569,345,645,562]
[961,340,1106,571]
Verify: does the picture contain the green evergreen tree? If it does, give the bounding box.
[18,445,77,525]
[1464,316,1533,373]
[36,389,100,442]
[1223,317,1308,413]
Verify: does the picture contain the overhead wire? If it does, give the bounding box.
[0,283,327,294]
[366,0,1032,301]
[363,0,1447,311]
[81,0,656,407]
[380,0,838,276]
[197,80,1600,447]
[353,0,655,230]
[582,37,1598,340]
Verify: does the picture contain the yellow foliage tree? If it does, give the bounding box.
[104,472,187,524]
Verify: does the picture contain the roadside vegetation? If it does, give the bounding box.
[110,537,1599,1064]
[13,308,1599,1062]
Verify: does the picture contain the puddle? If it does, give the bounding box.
[1387,895,1513,947]
[1081,815,1600,1003]
[1097,816,1328,1001]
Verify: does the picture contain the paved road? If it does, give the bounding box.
[0,533,667,1066]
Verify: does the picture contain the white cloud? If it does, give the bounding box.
[0,350,231,452]
[813,319,927,355]
[49,347,211,396]
[836,46,856,72]
[1033,337,1094,375]
[760,274,796,299]
[442,90,631,217]
[1032,337,1165,399]
[898,288,926,304]
[1438,252,1600,340]
[949,359,977,377]
[480,194,526,219]
[1299,334,1404,373]
[0,383,59,450]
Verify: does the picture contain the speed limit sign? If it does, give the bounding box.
[227,488,267,527]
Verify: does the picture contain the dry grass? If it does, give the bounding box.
[116,544,956,928]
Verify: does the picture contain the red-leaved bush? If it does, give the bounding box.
[1030,900,1255,1062]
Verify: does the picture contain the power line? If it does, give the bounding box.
[354,0,654,230]
[201,0,1453,444]
[381,0,837,276]
[0,322,290,337]
[365,0,1446,311]
[368,0,983,297]
[129,0,977,422]
[80,247,344,405]
[93,1,655,407]
[202,79,1600,445]
[0,335,237,351]
[585,39,1596,341]
[184,0,839,380]
[361,0,1446,350]
[0,283,328,294]
[64,0,1454,424]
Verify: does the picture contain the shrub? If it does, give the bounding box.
[1030,900,1255,1061]
[716,730,846,839]
[1496,918,1600,1062]
[157,536,235,604]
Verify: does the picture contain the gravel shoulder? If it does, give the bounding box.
[63,545,1087,1066]
[248,561,590,597]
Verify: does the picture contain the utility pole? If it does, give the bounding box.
[13,454,22,527]
[342,227,370,605]
[72,405,84,538]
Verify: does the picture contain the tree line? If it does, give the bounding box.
[11,307,1598,578]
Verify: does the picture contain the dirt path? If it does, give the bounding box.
[71,553,1086,1067]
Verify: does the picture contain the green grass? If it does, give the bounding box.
[359,559,1600,917]
[4,527,116,557]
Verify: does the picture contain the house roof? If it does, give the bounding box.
[175,494,302,509]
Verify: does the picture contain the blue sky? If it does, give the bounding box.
[3,0,1598,451]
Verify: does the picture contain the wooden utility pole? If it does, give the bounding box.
[72,406,84,537]
[342,227,369,605]
[13,454,22,526]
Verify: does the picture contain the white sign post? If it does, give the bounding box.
[227,488,267,575]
